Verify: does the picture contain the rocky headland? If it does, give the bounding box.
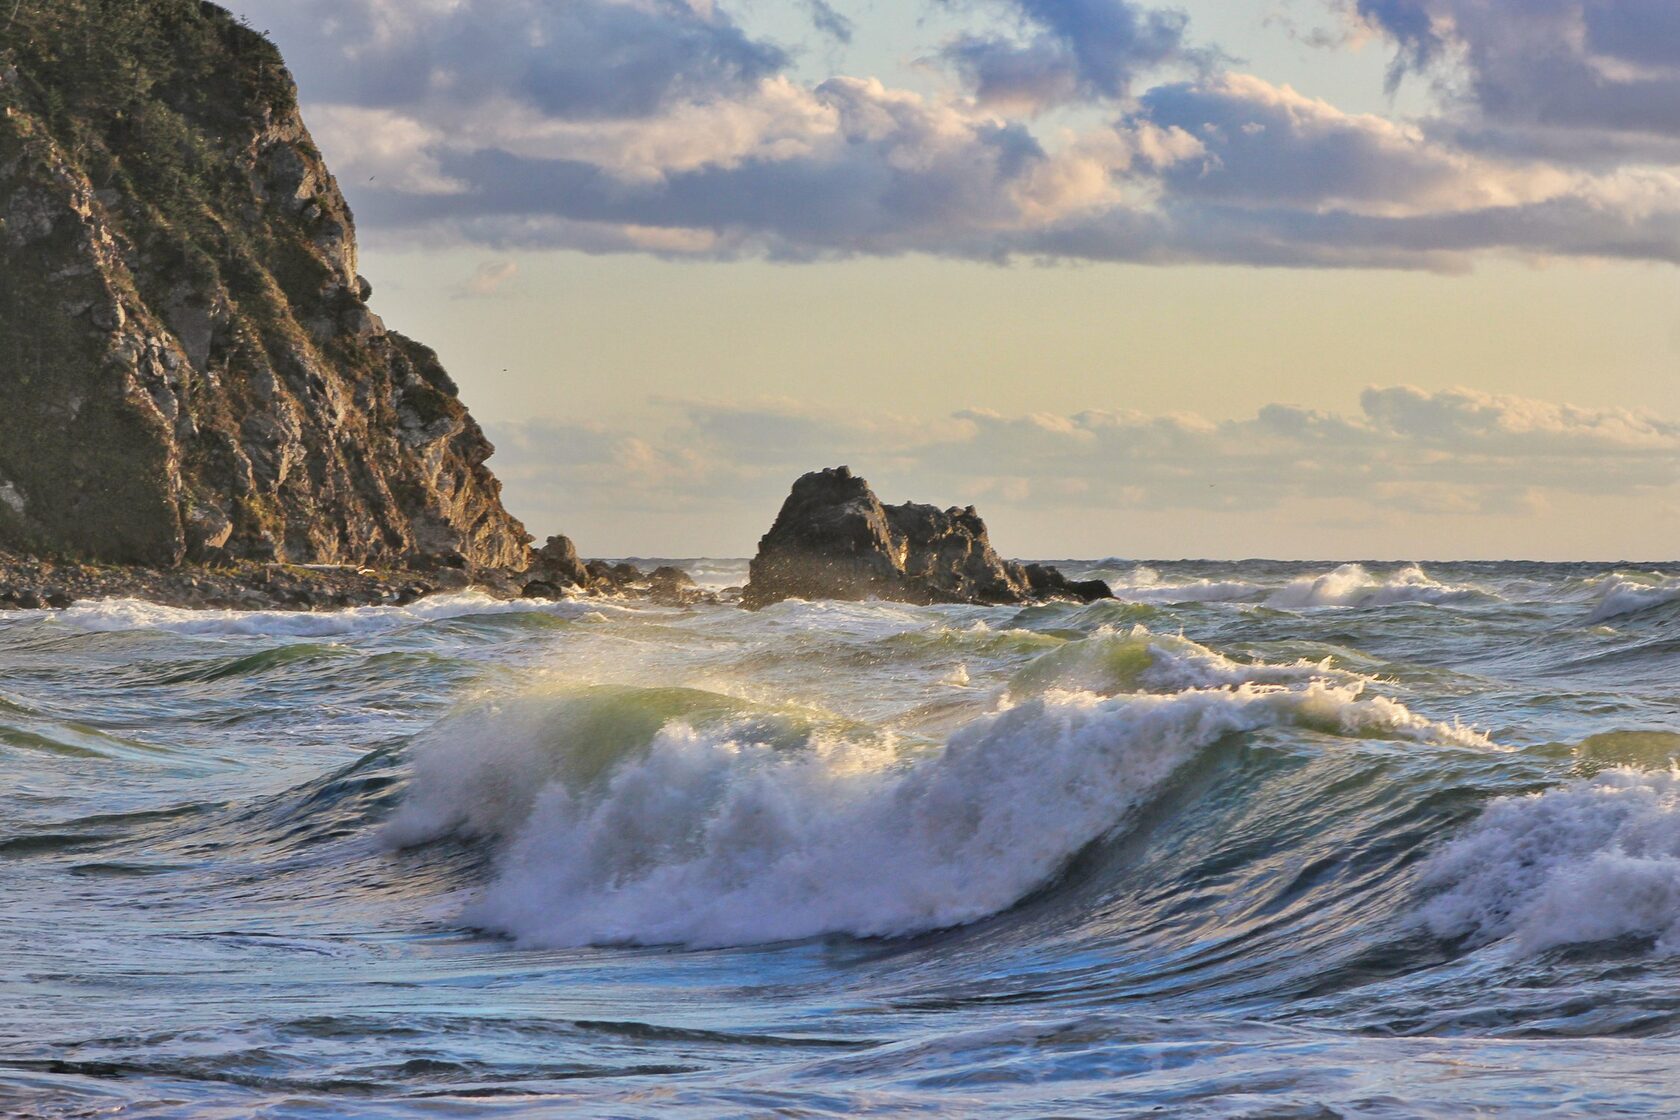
[742,467,1113,609]
[0,0,717,611]
[0,5,1098,616]
[0,0,547,609]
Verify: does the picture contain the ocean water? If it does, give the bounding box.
[6,560,1680,1117]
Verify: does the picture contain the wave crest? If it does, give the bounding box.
[1583,574,1680,624]
[390,672,1490,949]
[1265,564,1478,610]
[1420,768,1680,954]
[1007,626,1366,698]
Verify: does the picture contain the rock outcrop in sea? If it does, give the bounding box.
[742,467,1113,609]
[0,0,530,569]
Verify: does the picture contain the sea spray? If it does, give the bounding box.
[1005,626,1370,698]
[1264,564,1480,610]
[389,662,1489,948]
[1420,767,1680,954]
[1584,573,1680,624]
[56,591,595,639]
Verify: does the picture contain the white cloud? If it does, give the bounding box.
[225,0,1680,268]
[486,386,1680,551]
[456,259,519,298]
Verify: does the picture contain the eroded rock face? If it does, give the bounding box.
[529,535,591,588]
[0,1,530,569]
[742,467,1114,609]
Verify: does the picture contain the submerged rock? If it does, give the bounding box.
[0,1,531,570]
[648,565,701,606]
[742,467,1113,610]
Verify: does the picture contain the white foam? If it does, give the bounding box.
[1108,578,1267,605]
[390,679,1489,949]
[57,591,593,638]
[1007,626,1367,698]
[1419,768,1680,954]
[1264,564,1477,610]
[1584,574,1680,624]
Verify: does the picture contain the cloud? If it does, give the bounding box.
[803,0,854,43]
[344,75,1179,260]
[1357,0,1680,154]
[938,0,1199,112]
[1135,75,1569,217]
[234,0,786,121]
[487,386,1680,545]
[456,259,520,298]
[225,0,1680,269]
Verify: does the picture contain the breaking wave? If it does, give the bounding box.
[1583,573,1680,624]
[388,632,1488,949]
[1419,767,1680,955]
[1097,563,1485,610]
[55,592,593,638]
[1264,564,1481,609]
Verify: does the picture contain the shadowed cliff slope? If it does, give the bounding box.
[0,0,531,567]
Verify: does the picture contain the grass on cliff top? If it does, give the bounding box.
[0,0,354,562]
[1,0,321,302]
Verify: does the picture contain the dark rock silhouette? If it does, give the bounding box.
[742,467,1113,609]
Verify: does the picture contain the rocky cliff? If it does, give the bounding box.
[0,0,530,568]
[742,466,1114,609]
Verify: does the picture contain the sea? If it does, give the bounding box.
[5,559,1680,1118]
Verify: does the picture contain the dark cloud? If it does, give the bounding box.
[940,0,1196,110]
[235,0,786,121]
[1137,76,1485,212]
[1360,0,1680,146]
[804,0,854,43]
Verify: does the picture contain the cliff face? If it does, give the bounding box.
[742,466,1114,609]
[0,0,531,568]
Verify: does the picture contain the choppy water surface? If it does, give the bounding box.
[6,560,1680,1117]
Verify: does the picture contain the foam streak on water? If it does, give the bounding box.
[5,559,1680,1117]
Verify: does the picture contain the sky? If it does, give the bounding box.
[222,0,1680,560]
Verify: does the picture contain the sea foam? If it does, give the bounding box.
[1099,563,1481,610]
[1583,574,1680,624]
[390,663,1488,949]
[1264,564,1476,609]
[55,592,594,638]
[1420,768,1680,954]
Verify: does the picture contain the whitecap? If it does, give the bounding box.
[390,677,1490,949]
[1420,767,1680,954]
[57,592,593,639]
[1265,564,1479,610]
[1583,573,1680,624]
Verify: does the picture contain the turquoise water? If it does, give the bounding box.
[5,560,1680,1117]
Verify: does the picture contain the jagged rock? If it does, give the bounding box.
[586,560,645,591]
[0,1,531,570]
[648,565,700,605]
[742,467,1113,610]
[531,535,590,587]
[1023,563,1117,604]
